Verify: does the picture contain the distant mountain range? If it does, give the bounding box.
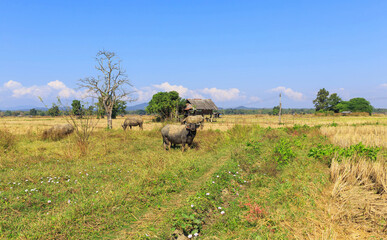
[0,106,48,111]
[126,103,148,111]
[1,103,265,112]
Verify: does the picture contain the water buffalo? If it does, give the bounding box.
[122,116,143,130]
[42,124,74,140]
[161,123,199,151]
[182,115,204,129]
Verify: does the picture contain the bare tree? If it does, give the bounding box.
[79,50,135,129]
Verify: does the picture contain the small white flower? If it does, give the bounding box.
[96,191,99,193]
[218,207,222,209]
[217,175,219,178]
[244,180,246,183]
[10,187,13,189]
[221,211,225,215]
[41,181,43,183]
[25,189,28,192]
[191,204,194,208]
[212,181,215,184]
[233,175,236,177]
[206,193,210,196]
[236,172,239,174]
[47,200,51,203]
[228,171,231,173]
[194,233,199,237]
[67,200,71,204]
[188,234,192,238]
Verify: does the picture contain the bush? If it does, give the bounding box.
[308,142,380,164]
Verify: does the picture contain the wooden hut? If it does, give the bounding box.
[184,99,218,120]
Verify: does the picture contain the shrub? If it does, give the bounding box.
[308,142,380,164]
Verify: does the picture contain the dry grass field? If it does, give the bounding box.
[2,114,387,149]
[2,113,387,132]
[1,114,386,239]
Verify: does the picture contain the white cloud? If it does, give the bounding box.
[200,87,243,102]
[2,80,84,99]
[4,80,22,89]
[153,82,204,99]
[133,82,245,103]
[48,80,67,90]
[269,86,304,101]
[380,83,387,88]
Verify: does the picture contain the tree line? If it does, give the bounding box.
[312,88,374,115]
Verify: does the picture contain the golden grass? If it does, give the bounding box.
[2,114,387,134]
[321,125,387,148]
[327,157,387,237]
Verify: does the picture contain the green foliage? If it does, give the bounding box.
[112,100,126,119]
[272,106,280,115]
[337,98,373,115]
[308,142,380,164]
[47,104,60,117]
[146,91,185,120]
[96,98,127,119]
[71,100,83,117]
[327,93,342,113]
[313,89,343,113]
[313,88,330,111]
[29,108,38,116]
[273,138,296,166]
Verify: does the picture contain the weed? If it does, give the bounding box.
[241,196,266,224]
[273,138,296,166]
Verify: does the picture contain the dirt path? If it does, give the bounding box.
[116,153,230,239]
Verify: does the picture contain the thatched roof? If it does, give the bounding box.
[186,99,218,111]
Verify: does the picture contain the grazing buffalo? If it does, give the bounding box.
[182,115,204,129]
[122,116,143,130]
[161,123,199,151]
[42,124,74,140]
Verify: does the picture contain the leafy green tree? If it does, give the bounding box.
[29,108,37,116]
[272,106,280,115]
[336,101,350,112]
[4,110,12,116]
[348,98,373,115]
[71,100,84,118]
[112,100,127,119]
[146,91,185,120]
[313,88,330,111]
[327,93,342,113]
[337,98,373,115]
[48,104,60,117]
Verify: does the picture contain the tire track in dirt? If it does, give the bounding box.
[116,152,230,239]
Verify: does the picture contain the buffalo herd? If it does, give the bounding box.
[43,115,205,151]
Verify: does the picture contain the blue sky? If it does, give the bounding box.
[1,0,387,109]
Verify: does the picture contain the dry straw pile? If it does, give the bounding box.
[329,157,387,236]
